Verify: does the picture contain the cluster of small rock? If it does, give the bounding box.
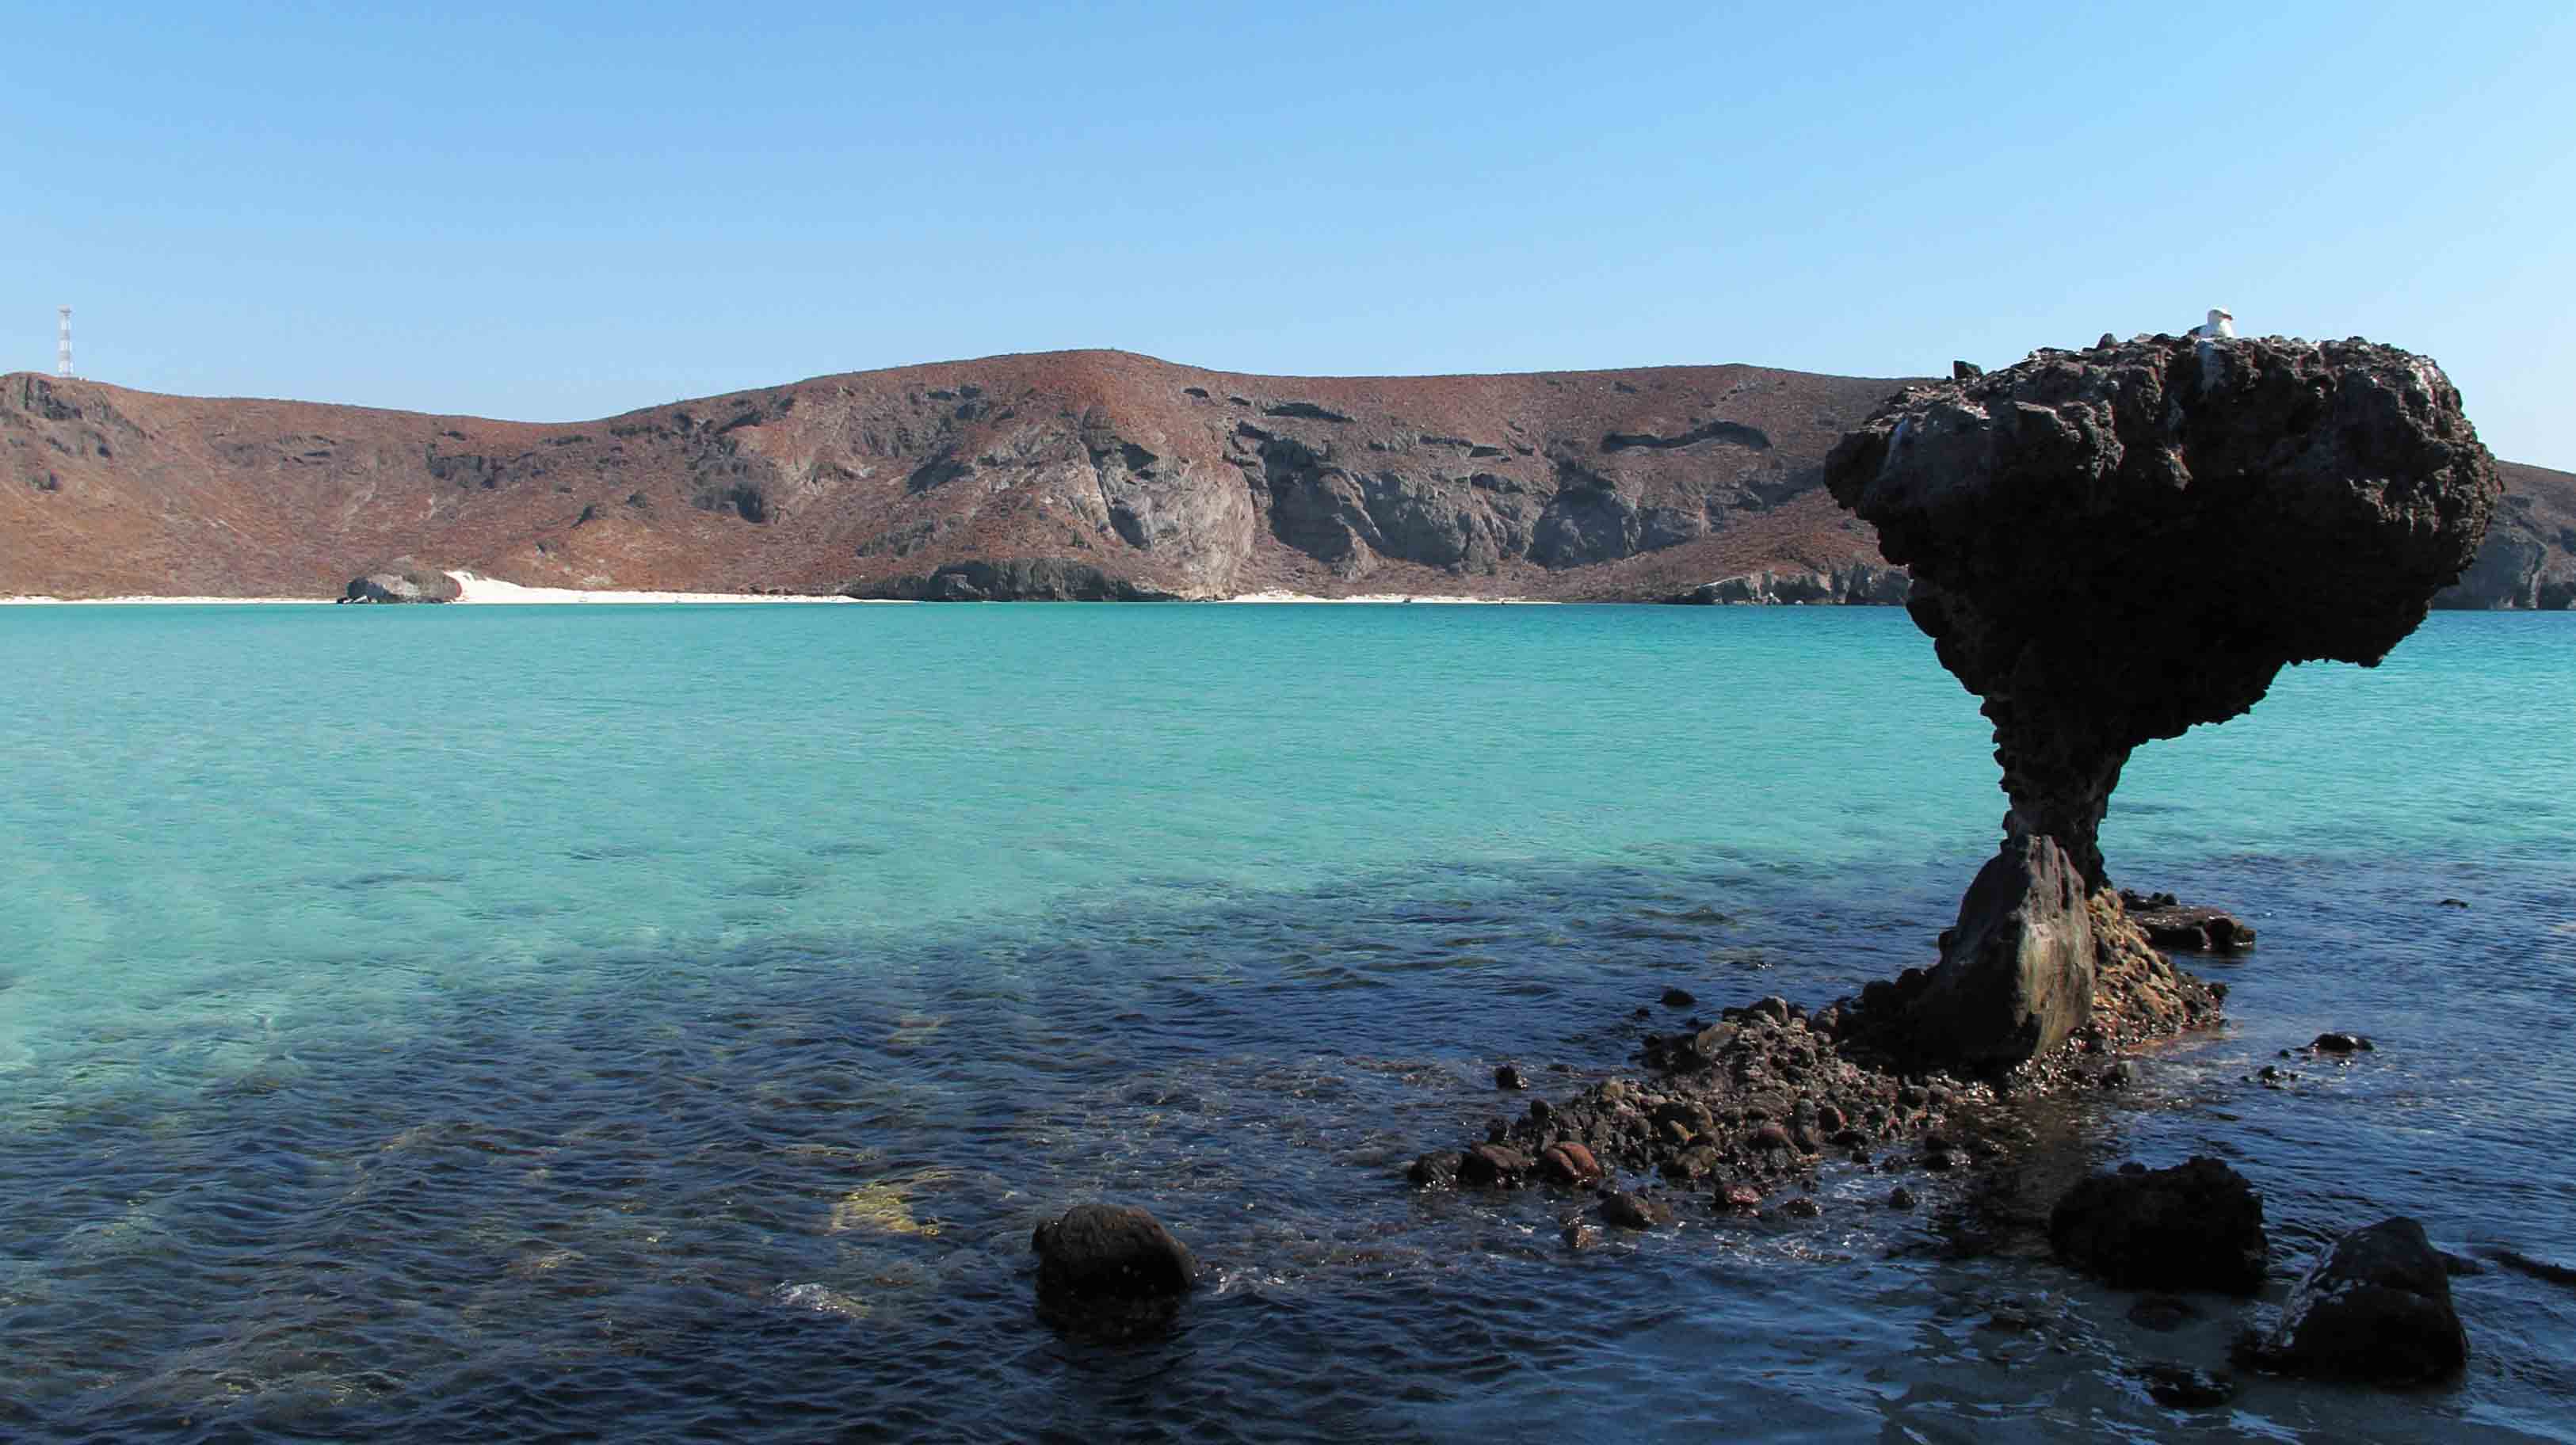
[1412,988,2055,1234]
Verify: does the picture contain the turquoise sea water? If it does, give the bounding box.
[1,604,2570,1441]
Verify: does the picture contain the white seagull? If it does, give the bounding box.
[2190,307,2237,339]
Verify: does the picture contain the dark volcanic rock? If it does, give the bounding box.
[1826,334,2499,890]
[340,560,460,604]
[1887,831,2096,1068]
[2049,1156,2269,1294]
[2118,890,2255,951]
[1031,1203,1196,1334]
[849,557,1180,602]
[1601,1191,1673,1230]
[1826,334,2495,1070]
[2249,1217,2467,1385]
[1669,562,1911,605]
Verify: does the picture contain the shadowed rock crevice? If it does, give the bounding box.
[1825,334,2499,1068]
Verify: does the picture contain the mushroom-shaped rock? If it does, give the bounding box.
[2048,1156,2269,1294]
[2250,1217,2467,1385]
[1827,336,2497,1066]
[1031,1203,1196,1334]
[1828,335,2497,888]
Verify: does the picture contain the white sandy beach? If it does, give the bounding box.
[2,574,1558,606]
[443,570,872,604]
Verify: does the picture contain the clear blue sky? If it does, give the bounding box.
[8,2,2570,467]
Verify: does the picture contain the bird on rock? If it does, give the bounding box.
[2190,307,2237,339]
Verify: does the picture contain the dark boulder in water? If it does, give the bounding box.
[1826,334,2498,1068]
[1031,1203,1196,1336]
[2245,1216,2467,1385]
[2049,1156,2269,1294]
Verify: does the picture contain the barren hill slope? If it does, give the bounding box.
[3,351,2565,604]
[0,353,1907,600]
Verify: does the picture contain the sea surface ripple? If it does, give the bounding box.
[0,604,2568,1442]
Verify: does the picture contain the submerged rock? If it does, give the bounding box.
[1826,334,2496,1068]
[2132,1361,2237,1408]
[2247,1217,2467,1385]
[2049,1156,2268,1294]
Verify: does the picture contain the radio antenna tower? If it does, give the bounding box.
[56,306,74,379]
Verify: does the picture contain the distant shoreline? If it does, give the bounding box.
[0,593,331,605]
[0,574,1565,606]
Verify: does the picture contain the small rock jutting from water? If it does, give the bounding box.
[2311,1031,2375,1054]
[339,558,460,604]
[1659,986,1696,1008]
[1824,334,2498,1073]
[1601,1191,1673,1230]
[1494,1063,1527,1090]
[2118,890,2256,952]
[1030,1203,1197,1339]
[2048,1156,2269,1294]
[2242,1217,2468,1386]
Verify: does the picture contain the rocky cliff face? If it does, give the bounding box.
[1827,334,2498,1069]
[1,353,1906,600]
[2436,460,2576,609]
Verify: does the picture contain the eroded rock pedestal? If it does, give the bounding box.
[1827,334,2498,1067]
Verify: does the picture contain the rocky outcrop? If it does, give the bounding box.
[2118,890,2255,952]
[338,561,460,604]
[1825,334,2498,1069]
[2435,461,2576,608]
[1409,947,2217,1224]
[2049,1157,2270,1294]
[1669,562,1911,604]
[845,558,1179,602]
[1827,334,2498,890]
[2244,1217,2467,1385]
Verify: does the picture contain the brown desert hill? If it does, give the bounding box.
[2,352,2566,603]
[0,353,1907,600]
[2452,459,2576,609]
